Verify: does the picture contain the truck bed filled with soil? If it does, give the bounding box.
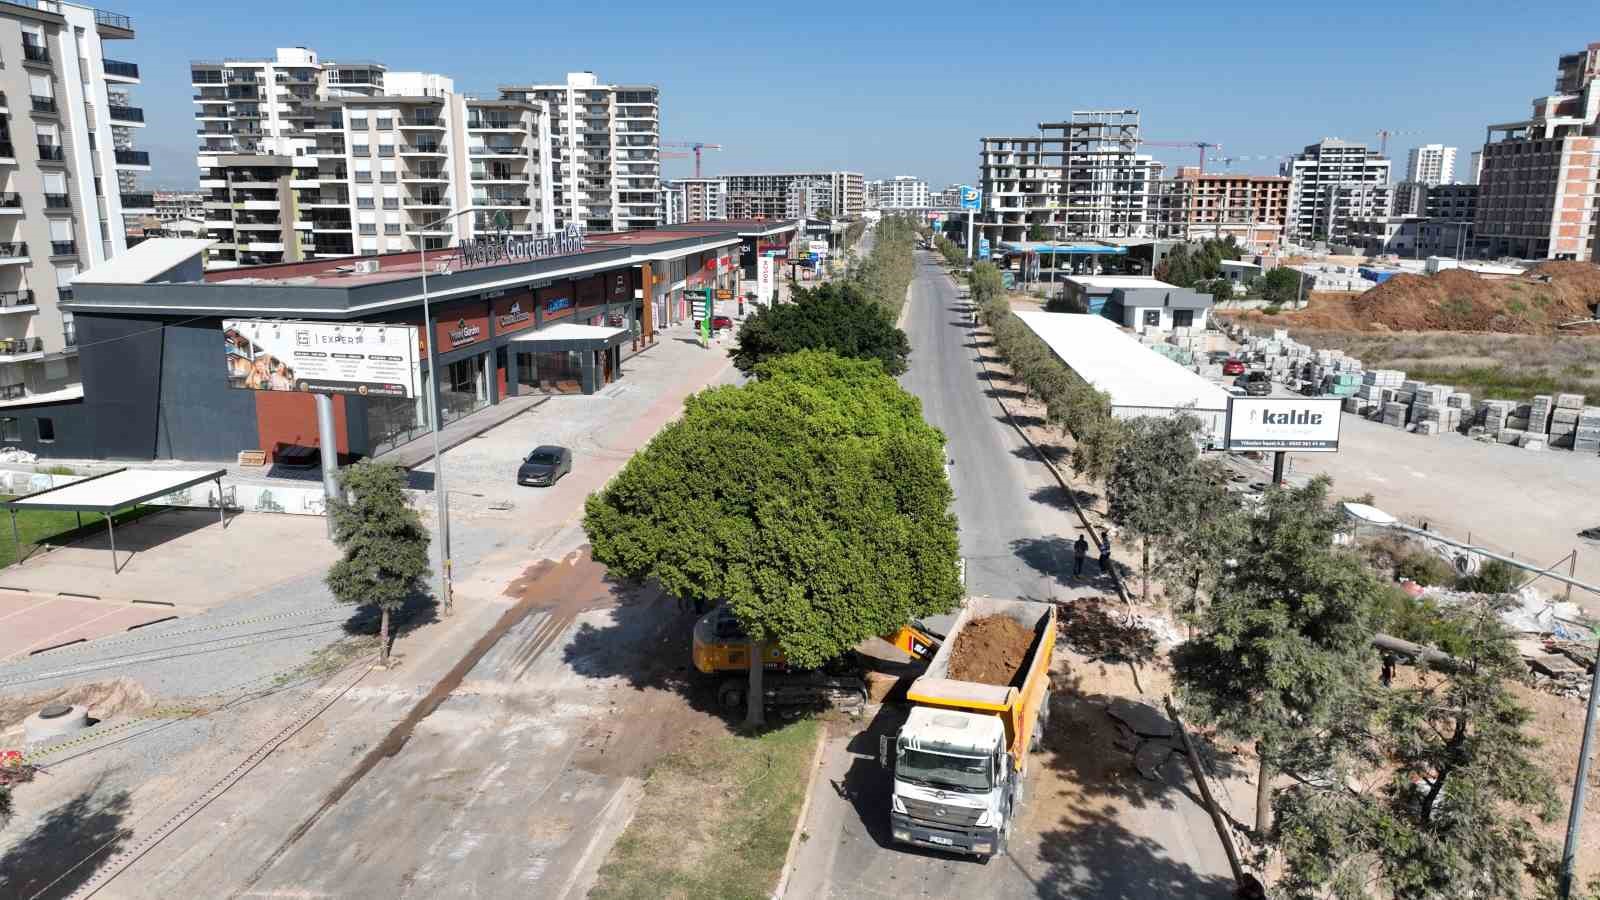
[947,614,1033,686]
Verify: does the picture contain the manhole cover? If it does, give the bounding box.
[38,704,72,719]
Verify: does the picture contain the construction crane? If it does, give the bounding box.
[1375,129,1419,156]
[1140,140,1222,173]
[661,141,724,178]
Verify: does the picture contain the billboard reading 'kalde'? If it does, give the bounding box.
[1225,397,1343,452]
[224,319,421,398]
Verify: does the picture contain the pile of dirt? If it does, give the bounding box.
[948,615,1033,686]
[1229,261,1600,335]
[0,677,151,739]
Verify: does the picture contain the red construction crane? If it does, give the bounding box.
[661,141,724,177]
[1375,129,1419,156]
[1140,140,1222,174]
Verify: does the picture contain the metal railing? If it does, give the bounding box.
[0,383,23,400]
[31,95,57,114]
[0,290,32,307]
[103,58,139,78]
[36,144,65,162]
[399,117,442,127]
[108,105,144,123]
[114,149,149,166]
[121,192,154,208]
[0,337,43,354]
[0,193,18,209]
[404,143,442,153]
[95,9,134,30]
[21,42,49,64]
[43,193,70,209]
[50,241,77,257]
[0,242,24,258]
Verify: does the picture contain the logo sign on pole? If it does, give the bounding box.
[959,185,981,210]
[1225,397,1344,452]
[756,254,776,304]
[978,238,991,260]
[224,319,421,398]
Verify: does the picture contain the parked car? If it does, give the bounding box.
[1207,350,1232,365]
[1221,358,1247,376]
[517,445,572,487]
[1225,385,1249,398]
[1235,372,1272,396]
[694,315,735,332]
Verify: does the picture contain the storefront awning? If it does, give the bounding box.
[509,323,630,351]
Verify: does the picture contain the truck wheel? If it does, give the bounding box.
[717,681,746,711]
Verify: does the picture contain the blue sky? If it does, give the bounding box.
[128,0,1600,190]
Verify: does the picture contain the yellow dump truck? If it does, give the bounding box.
[882,597,1056,859]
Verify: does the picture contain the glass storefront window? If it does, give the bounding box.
[518,349,583,394]
[441,353,489,425]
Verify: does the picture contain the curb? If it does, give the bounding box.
[771,722,829,899]
[958,283,1132,605]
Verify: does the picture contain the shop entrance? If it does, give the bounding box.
[441,353,489,425]
[516,349,584,394]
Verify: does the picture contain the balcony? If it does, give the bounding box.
[31,95,58,115]
[43,193,70,210]
[0,337,44,360]
[0,290,34,311]
[0,242,26,263]
[121,192,155,210]
[51,241,77,257]
[0,142,8,163]
[36,144,65,163]
[0,193,19,212]
[467,118,519,131]
[114,149,150,167]
[21,42,49,66]
[474,196,530,208]
[401,143,443,155]
[95,9,134,31]
[403,195,448,208]
[399,117,445,129]
[108,105,145,124]
[102,58,141,80]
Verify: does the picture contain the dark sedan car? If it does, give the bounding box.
[1235,372,1272,396]
[518,445,572,487]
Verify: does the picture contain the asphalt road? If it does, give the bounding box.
[897,251,1110,602]
[784,252,1233,900]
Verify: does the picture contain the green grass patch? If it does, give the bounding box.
[591,717,821,900]
[0,500,160,568]
[1401,365,1585,401]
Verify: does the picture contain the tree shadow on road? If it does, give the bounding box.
[0,774,131,900]
[1027,482,1100,512]
[340,587,440,644]
[996,412,1048,429]
[1033,803,1235,900]
[1010,536,1123,593]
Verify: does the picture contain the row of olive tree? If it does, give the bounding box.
[850,216,917,315]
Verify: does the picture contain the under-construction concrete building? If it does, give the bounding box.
[977,110,1162,247]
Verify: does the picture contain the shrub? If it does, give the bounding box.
[1459,559,1521,595]
[1395,550,1458,587]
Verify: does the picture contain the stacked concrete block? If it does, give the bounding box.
[1382,402,1410,427]
[1521,434,1546,451]
[1481,400,1514,433]
[1528,395,1554,434]
[1362,369,1406,388]
[1498,428,1527,445]
[1577,408,1600,454]
[1556,393,1587,411]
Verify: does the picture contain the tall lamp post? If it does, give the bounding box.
[415,205,484,615]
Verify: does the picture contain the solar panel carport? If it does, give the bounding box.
[5,468,228,572]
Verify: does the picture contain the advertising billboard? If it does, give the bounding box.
[224,319,420,398]
[756,254,776,304]
[1225,397,1343,452]
[978,238,991,260]
[808,239,829,257]
[959,185,981,210]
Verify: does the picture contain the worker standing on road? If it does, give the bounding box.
[1098,534,1113,576]
[1073,534,1088,577]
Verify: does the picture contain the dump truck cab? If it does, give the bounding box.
[887,706,1014,856]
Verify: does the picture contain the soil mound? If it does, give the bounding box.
[1229,261,1600,335]
[948,615,1033,686]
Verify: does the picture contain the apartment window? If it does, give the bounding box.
[376,117,393,131]
[349,115,368,131]
[36,417,53,443]
[1142,310,1160,328]
[384,223,400,235]
[352,140,370,156]
[0,418,16,442]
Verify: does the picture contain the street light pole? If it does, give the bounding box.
[415,206,481,615]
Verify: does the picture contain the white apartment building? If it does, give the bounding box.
[154,190,205,224]
[978,110,1163,246]
[0,1,147,402]
[1282,138,1392,245]
[721,171,865,220]
[867,175,929,209]
[499,72,660,233]
[1467,149,1483,185]
[664,177,725,224]
[1405,143,1457,186]
[194,51,555,267]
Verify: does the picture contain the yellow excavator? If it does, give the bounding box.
[691,605,949,711]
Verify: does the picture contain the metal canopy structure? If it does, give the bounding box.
[4,467,229,573]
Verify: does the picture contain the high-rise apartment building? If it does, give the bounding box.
[1467,150,1483,185]
[978,110,1162,246]
[1282,138,1392,245]
[1154,167,1289,254]
[154,190,206,224]
[867,175,929,209]
[498,72,660,233]
[194,51,556,267]
[720,171,864,220]
[1393,181,1426,217]
[1405,143,1457,186]
[0,2,147,400]
[1475,41,1600,261]
[664,177,726,223]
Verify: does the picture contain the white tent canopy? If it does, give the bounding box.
[5,468,228,573]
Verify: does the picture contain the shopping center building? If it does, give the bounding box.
[7,221,794,462]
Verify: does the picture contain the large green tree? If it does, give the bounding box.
[1105,414,1211,601]
[1258,267,1303,305]
[730,281,911,376]
[1272,596,1560,900]
[1172,476,1384,834]
[1153,459,1248,624]
[584,351,961,726]
[325,461,432,664]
